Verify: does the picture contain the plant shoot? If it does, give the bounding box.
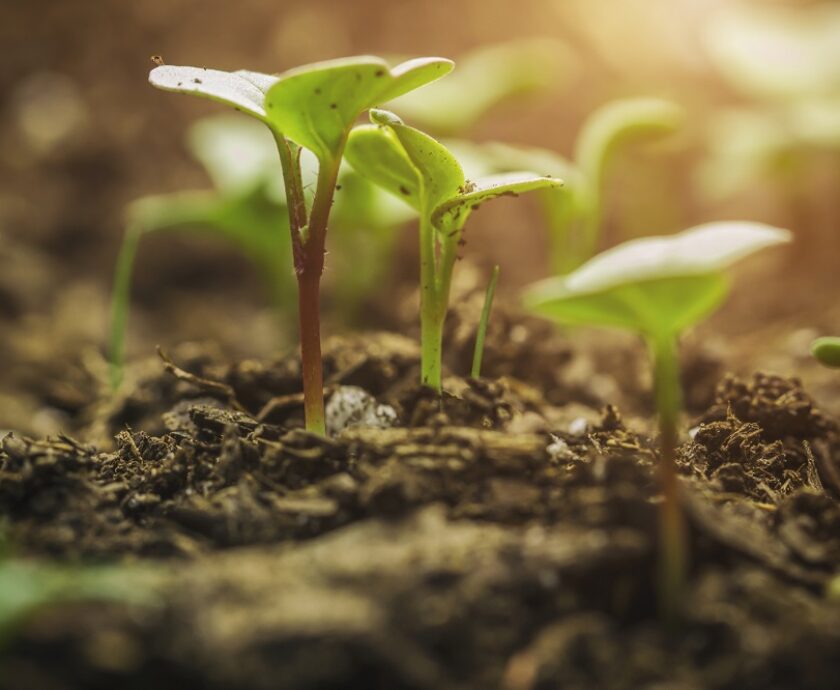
[147,56,453,433]
[346,109,561,391]
[524,221,791,623]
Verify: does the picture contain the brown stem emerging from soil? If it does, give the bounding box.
[293,154,342,435]
[650,334,687,627]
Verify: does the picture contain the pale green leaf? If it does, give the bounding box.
[264,56,453,162]
[345,124,422,210]
[524,222,790,337]
[188,114,282,196]
[149,65,278,121]
[388,39,575,133]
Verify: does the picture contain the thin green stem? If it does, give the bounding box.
[649,333,687,628]
[108,223,143,390]
[471,265,500,378]
[419,213,443,392]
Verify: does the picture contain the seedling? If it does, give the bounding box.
[388,38,574,134]
[471,265,500,378]
[346,109,561,391]
[147,56,453,434]
[524,221,791,623]
[812,337,840,367]
[457,97,683,273]
[109,114,415,388]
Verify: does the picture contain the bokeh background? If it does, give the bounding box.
[1,0,839,435]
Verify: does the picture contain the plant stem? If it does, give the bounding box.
[419,213,443,392]
[274,134,331,435]
[649,333,687,627]
[295,155,342,435]
[108,223,143,390]
[471,265,500,378]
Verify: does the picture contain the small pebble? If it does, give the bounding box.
[568,417,589,435]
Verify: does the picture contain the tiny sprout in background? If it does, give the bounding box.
[346,109,561,392]
[388,38,576,135]
[471,265,500,379]
[524,221,791,624]
[144,56,453,434]
[108,115,294,390]
[811,337,840,368]
[456,97,683,274]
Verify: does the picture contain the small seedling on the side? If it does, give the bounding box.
[524,221,791,623]
[109,113,417,388]
[459,97,683,273]
[471,265,500,378]
[812,337,840,367]
[146,56,453,434]
[346,109,561,392]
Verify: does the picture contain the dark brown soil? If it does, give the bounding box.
[2,333,840,690]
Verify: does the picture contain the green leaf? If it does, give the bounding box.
[188,114,282,196]
[351,111,561,228]
[388,39,575,133]
[812,337,840,368]
[524,222,791,338]
[371,109,465,211]
[344,124,423,210]
[433,171,563,232]
[264,56,453,163]
[149,65,278,121]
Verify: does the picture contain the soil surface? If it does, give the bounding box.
[2,330,840,690]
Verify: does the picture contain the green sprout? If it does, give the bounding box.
[346,109,561,392]
[0,558,163,651]
[388,38,574,135]
[524,221,791,623]
[471,265,500,379]
[108,114,415,389]
[811,337,840,368]
[146,56,453,434]
[458,97,683,273]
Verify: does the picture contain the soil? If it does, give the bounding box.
[2,326,840,690]
[3,3,840,685]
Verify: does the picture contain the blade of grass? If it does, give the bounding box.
[471,265,500,378]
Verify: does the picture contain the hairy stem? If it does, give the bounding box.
[649,333,687,627]
[471,265,500,378]
[295,155,342,435]
[419,214,444,392]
